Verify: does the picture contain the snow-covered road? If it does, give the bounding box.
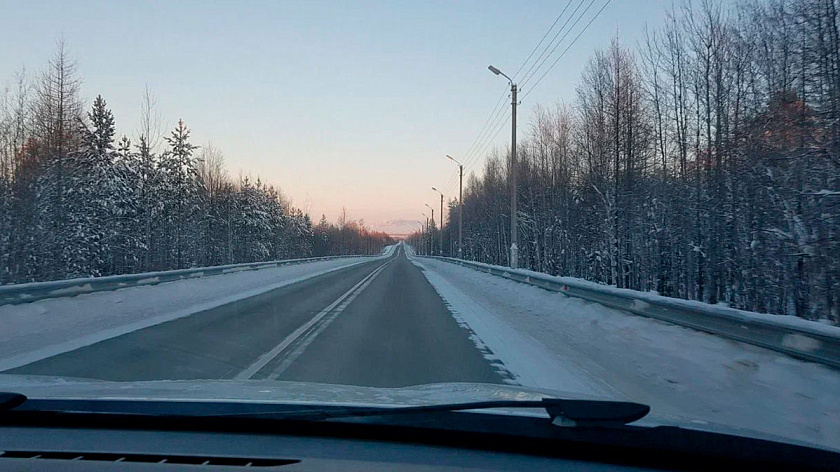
[411,255,840,451]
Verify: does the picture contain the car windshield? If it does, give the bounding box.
[0,0,838,454]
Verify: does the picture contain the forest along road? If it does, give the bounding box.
[7,245,503,387]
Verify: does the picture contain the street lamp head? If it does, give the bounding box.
[446,154,463,166]
[488,65,502,75]
[431,186,438,192]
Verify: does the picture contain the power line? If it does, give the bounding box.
[520,0,596,89]
[452,1,579,185]
[460,99,510,172]
[516,0,589,88]
[442,168,460,196]
[452,0,612,187]
[458,106,512,179]
[469,114,511,173]
[457,87,509,169]
[443,98,499,195]
[451,115,510,185]
[461,98,510,169]
[511,0,575,80]
[522,0,612,100]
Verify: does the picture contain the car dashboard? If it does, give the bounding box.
[1,424,653,471]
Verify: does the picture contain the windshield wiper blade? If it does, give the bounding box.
[209,398,651,427]
[0,392,26,411]
[2,395,649,427]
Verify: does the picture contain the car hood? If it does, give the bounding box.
[0,374,583,406]
[0,374,830,452]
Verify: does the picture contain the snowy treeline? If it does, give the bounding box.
[0,43,392,284]
[428,1,840,322]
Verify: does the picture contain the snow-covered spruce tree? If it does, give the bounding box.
[159,119,199,269]
[55,94,119,278]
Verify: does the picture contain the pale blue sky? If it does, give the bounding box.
[1,0,672,233]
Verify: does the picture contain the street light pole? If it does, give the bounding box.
[415,221,423,254]
[488,65,518,269]
[421,212,429,255]
[446,154,464,259]
[431,187,444,256]
[440,194,443,256]
[424,203,435,256]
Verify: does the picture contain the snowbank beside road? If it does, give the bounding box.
[449,259,839,336]
[412,256,840,451]
[0,257,378,372]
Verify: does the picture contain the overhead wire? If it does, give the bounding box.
[521,0,611,98]
[441,87,509,196]
[457,89,509,169]
[446,105,509,196]
[451,0,611,187]
[511,0,575,79]
[516,0,590,90]
[459,1,586,176]
[444,98,510,196]
[449,1,576,184]
[459,98,510,171]
[471,114,511,170]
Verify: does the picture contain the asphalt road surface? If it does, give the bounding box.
[8,245,504,387]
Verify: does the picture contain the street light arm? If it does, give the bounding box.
[446,154,463,167]
[488,65,513,84]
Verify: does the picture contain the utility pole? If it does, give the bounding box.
[432,187,444,256]
[489,65,518,269]
[430,208,434,256]
[458,163,462,257]
[421,213,429,255]
[446,155,464,259]
[425,203,435,256]
[416,220,424,255]
[510,82,517,268]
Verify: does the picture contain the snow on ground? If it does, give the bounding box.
[0,257,379,372]
[411,255,840,451]
[462,260,840,336]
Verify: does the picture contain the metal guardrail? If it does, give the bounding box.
[424,256,840,370]
[0,254,381,306]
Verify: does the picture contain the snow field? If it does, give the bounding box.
[412,255,840,451]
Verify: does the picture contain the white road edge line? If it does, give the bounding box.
[234,259,393,380]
